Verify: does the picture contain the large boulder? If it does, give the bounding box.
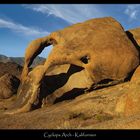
[5,17,139,114]
[0,73,20,99]
[0,62,22,79]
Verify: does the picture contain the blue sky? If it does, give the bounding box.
[0,4,140,58]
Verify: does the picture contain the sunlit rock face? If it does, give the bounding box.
[5,17,139,114]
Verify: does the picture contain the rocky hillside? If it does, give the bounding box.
[0,54,45,67]
[0,76,140,129]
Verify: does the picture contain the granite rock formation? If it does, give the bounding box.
[5,17,140,114]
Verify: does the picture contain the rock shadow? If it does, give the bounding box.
[37,64,85,107]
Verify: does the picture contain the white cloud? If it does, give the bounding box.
[124,5,140,20]
[0,18,49,36]
[23,4,106,24]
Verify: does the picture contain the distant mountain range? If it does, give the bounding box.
[0,54,45,67]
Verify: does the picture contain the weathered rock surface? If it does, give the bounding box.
[130,65,140,81]
[22,17,139,83]
[0,73,20,99]
[0,62,22,79]
[1,77,140,129]
[7,17,139,114]
[115,66,140,117]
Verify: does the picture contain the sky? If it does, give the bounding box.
[0,4,140,58]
